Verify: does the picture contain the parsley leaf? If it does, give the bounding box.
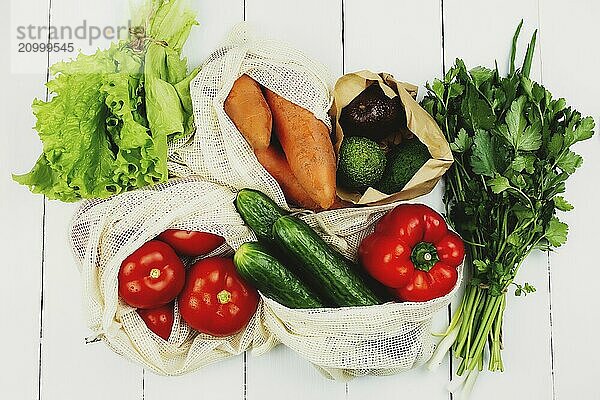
[470,130,500,177]
[470,66,494,88]
[573,116,595,143]
[499,96,541,151]
[450,129,473,153]
[553,196,574,211]
[511,155,536,173]
[461,85,496,131]
[488,175,511,194]
[545,217,569,247]
[556,150,583,174]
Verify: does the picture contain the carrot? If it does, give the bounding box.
[224,74,272,150]
[254,145,321,210]
[263,89,336,209]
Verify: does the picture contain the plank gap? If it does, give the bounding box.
[439,1,453,398]
[244,351,248,400]
[536,0,544,85]
[341,0,345,74]
[536,6,554,398]
[440,0,446,75]
[547,251,556,400]
[37,198,46,400]
[37,0,53,397]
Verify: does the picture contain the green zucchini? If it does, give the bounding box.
[235,189,287,241]
[272,215,383,307]
[234,242,324,309]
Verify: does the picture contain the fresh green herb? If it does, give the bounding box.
[13,0,199,202]
[422,21,594,395]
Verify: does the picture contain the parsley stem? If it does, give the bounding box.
[453,285,479,356]
[436,296,465,337]
[466,294,503,370]
[489,295,506,371]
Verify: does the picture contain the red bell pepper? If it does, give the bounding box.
[359,204,464,302]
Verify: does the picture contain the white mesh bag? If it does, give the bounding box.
[69,176,461,378]
[166,23,461,379]
[69,177,264,375]
[69,24,461,379]
[254,205,462,380]
[167,22,333,206]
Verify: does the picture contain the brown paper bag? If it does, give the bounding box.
[331,70,453,205]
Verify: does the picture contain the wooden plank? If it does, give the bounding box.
[243,1,346,400]
[1,0,48,398]
[42,204,143,400]
[144,356,243,400]
[245,0,343,74]
[343,0,445,96]
[539,1,600,398]
[344,1,449,399]
[144,1,246,399]
[443,1,553,399]
[39,1,142,399]
[183,0,244,67]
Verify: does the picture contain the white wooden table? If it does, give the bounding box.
[2,1,599,399]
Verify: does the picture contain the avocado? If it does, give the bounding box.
[376,138,430,194]
[339,83,405,140]
[337,136,387,191]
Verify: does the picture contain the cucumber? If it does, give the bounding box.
[272,215,383,307]
[235,189,287,241]
[234,242,324,309]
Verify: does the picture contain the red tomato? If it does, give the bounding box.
[118,240,186,309]
[179,257,258,337]
[138,304,174,340]
[158,230,225,257]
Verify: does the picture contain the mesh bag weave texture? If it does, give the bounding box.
[69,23,460,379]
[256,204,462,380]
[69,177,261,375]
[167,22,333,207]
[69,177,460,378]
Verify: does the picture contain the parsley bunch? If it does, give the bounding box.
[422,22,594,396]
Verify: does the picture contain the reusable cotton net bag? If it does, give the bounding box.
[69,177,261,375]
[69,176,461,378]
[160,22,461,379]
[256,204,462,380]
[167,22,333,204]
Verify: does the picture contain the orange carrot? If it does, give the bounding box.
[224,75,272,150]
[263,89,336,209]
[254,145,321,210]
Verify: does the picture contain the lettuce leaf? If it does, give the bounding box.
[14,0,198,202]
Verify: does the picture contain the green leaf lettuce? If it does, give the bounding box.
[14,0,199,202]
